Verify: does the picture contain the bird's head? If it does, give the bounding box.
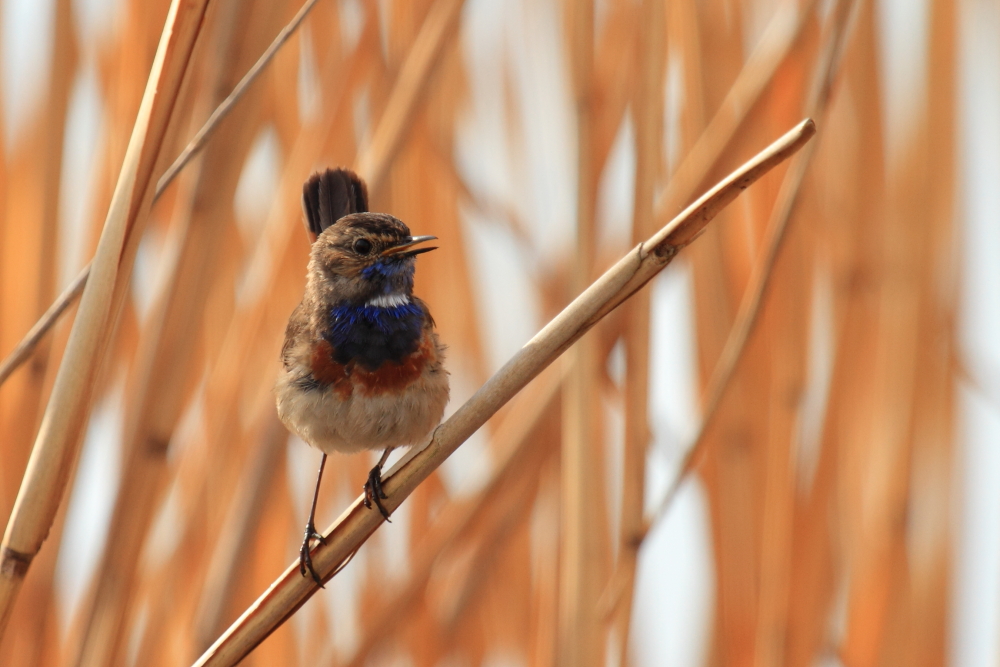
[299,168,436,307]
[307,213,437,306]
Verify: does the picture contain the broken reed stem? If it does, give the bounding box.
[191,118,816,667]
[0,0,325,391]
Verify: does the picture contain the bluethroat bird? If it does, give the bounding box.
[275,168,449,585]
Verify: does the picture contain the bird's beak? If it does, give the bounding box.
[380,235,438,258]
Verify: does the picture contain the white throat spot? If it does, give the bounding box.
[366,293,410,308]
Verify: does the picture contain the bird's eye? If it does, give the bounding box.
[353,238,373,255]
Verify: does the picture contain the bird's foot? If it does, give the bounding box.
[298,521,327,587]
[363,465,391,521]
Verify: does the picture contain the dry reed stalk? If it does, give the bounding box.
[191,119,815,667]
[429,457,543,630]
[354,0,465,194]
[695,0,746,138]
[4,209,91,667]
[0,0,76,426]
[0,34,134,665]
[559,0,604,663]
[655,0,813,221]
[840,209,919,662]
[599,9,796,648]
[528,456,561,667]
[72,3,328,664]
[840,0,953,661]
[611,0,664,661]
[741,14,855,664]
[900,0,956,662]
[193,411,288,649]
[0,108,62,515]
[590,1,639,176]
[0,478,71,667]
[782,3,886,663]
[0,72,9,531]
[558,14,646,658]
[641,0,855,540]
[0,0,78,659]
[0,0,213,641]
[69,3,291,664]
[902,329,953,664]
[749,58,818,667]
[783,273,841,667]
[0,0,333,394]
[826,11,894,667]
[0,134,58,522]
[669,0,706,144]
[402,6,652,641]
[595,3,856,658]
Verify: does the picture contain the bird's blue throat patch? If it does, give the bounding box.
[325,301,424,370]
[360,260,414,292]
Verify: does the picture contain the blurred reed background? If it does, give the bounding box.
[0,0,996,665]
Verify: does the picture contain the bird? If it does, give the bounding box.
[275,167,449,585]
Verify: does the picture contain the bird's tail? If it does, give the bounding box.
[301,168,369,241]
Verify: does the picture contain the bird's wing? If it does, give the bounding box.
[281,301,309,371]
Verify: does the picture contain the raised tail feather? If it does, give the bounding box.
[302,168,369,240]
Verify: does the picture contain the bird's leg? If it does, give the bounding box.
[363,447,393,521]
[299,453,328,587]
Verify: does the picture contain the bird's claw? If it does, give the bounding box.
[363,465,391,521]
[298,521,327,587]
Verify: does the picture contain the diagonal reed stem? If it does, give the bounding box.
[191,117,816,667]
[0,267,88,386]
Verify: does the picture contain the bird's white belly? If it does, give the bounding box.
[275,370,448,454]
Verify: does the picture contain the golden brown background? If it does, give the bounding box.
[0,0,994,665]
